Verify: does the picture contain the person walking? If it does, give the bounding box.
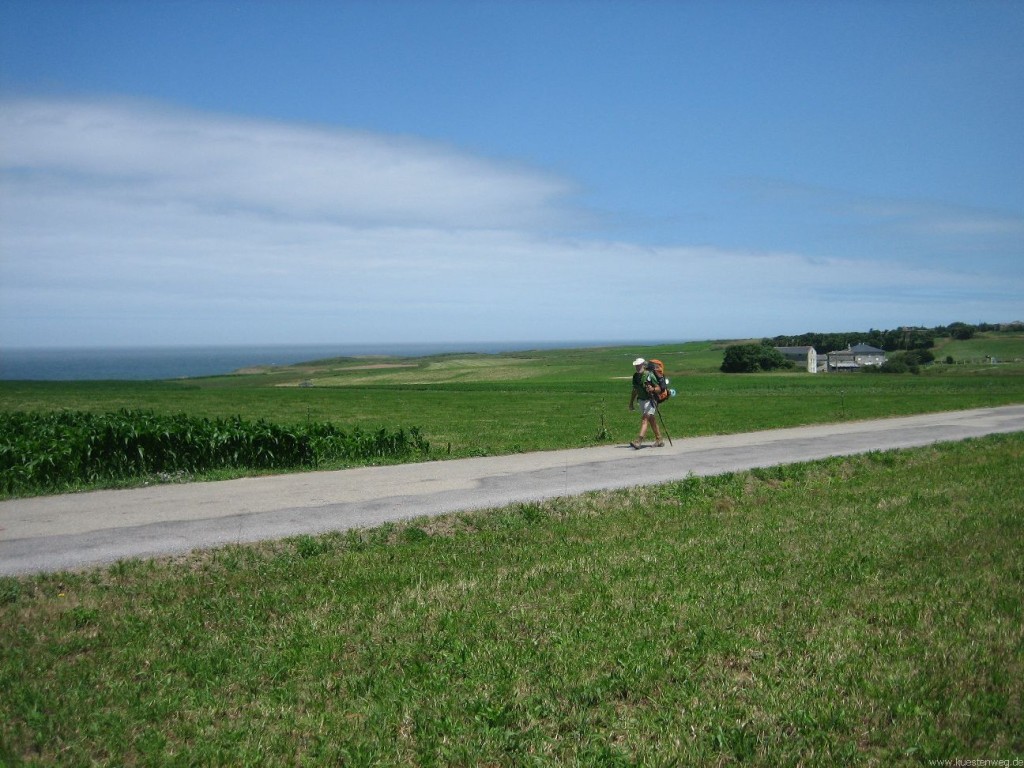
[628,357,664,449]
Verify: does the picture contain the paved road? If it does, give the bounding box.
[2,405,1023,576]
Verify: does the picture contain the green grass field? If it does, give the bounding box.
[1,332,1022,764]
[1,435,1021,765]
[2,333,1023,495]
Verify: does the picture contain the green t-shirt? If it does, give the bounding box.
[633,370,658,400]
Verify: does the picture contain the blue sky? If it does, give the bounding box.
[1,0,1022,349]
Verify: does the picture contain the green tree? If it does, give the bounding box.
[905,348,935,366]
[948,322,976,340]
[721,344,792,373]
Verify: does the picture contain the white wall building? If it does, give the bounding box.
[774,346,818,373]
[827,343,887,371]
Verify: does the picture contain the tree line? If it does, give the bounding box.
[763,321,998,353]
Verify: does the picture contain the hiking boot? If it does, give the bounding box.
[630,439,642,449]
[654,440,665,447]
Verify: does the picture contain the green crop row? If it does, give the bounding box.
[0,410,428,496]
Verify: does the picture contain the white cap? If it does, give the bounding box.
[632,358,645,366]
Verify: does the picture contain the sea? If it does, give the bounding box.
[0,341,622,381]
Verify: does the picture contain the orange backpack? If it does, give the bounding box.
[646,359,674,403]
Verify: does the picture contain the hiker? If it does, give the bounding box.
[628,357,664,448]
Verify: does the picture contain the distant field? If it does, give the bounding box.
[1,334,1022,494]
[932,333,1024,363]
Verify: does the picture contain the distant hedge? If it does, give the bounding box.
[0,409,428,496]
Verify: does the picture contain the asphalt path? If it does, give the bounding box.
[2,405,1023,576]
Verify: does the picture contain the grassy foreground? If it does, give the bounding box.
[2,433,1022,765]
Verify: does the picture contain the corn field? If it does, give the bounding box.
[0,410,429,496]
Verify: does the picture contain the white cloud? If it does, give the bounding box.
[1,97,574,230]
[1,97,1021,348]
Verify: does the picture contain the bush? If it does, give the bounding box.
[880,353,920,375]
[721,344,793,373]
[905,348,935,366]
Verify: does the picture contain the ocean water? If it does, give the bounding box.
[0,341,609,381]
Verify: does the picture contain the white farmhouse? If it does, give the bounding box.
[774,346,819,373]
[827,343,887,371]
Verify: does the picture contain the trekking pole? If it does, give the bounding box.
[657,407,673,446]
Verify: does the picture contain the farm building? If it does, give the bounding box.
[827,343,887,371]
[774,346,819,373]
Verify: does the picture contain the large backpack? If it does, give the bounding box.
[646,359,674,404]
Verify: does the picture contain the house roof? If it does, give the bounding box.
[850,343,885,353]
